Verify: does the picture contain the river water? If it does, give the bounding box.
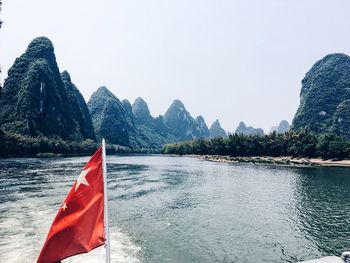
[1,155,350,263]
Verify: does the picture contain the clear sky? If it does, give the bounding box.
[1,0,350,132]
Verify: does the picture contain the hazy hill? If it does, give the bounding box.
[269,120,290,134]
[277,120,290,133]
[269,126,278,134]
[209,119,227,137]
[235,121,264,136]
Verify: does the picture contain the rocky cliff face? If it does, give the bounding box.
[163,99,204,140]
[61,71,96,141]
[0,37,95,141]
[87,86,131,146]
[130,97,176,149]
[121,99,137,130]
[195,115,210,138]
[132,97,153,126]
[235,121,264,136]
[209,119,226,137]
[292,53,350,138]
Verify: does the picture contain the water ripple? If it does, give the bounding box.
[1,156,350,262]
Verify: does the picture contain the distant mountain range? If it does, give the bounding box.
[0,37,227,151]
[234,120,291,136]
[1,37,349,154]
[87,87,228,150]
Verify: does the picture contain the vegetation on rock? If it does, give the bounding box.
[331,100,350,139]
[0,37,94,141]
[87,86,131,146]
[61,71,96,141]
[130,97,177,150]
[132,97,153,126]
[292,53,350,138]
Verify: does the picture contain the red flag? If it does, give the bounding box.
[37,147,105,263]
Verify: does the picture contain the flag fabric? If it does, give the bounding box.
[37,147,105,263]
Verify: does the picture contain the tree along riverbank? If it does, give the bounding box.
[162,131,350,161]
[0,131,160,157]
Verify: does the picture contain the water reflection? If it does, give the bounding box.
[294,167,350,259]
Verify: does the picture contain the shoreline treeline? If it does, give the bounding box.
[0,131,131,157]
[162,130,350,160]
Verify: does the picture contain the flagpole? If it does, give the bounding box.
[102,139,111,263]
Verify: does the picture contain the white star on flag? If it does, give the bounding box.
[62,203,67,211]
[75,167,91,191]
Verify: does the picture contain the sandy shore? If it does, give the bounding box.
[193,155,350,168]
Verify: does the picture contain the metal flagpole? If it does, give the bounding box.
[102,139,111,263]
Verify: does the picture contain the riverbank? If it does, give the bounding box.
[194,155,350,168]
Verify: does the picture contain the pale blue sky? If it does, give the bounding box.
[1,0,350,132]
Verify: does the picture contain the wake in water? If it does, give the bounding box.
[0,196,141,263]
[65,230,141,263]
